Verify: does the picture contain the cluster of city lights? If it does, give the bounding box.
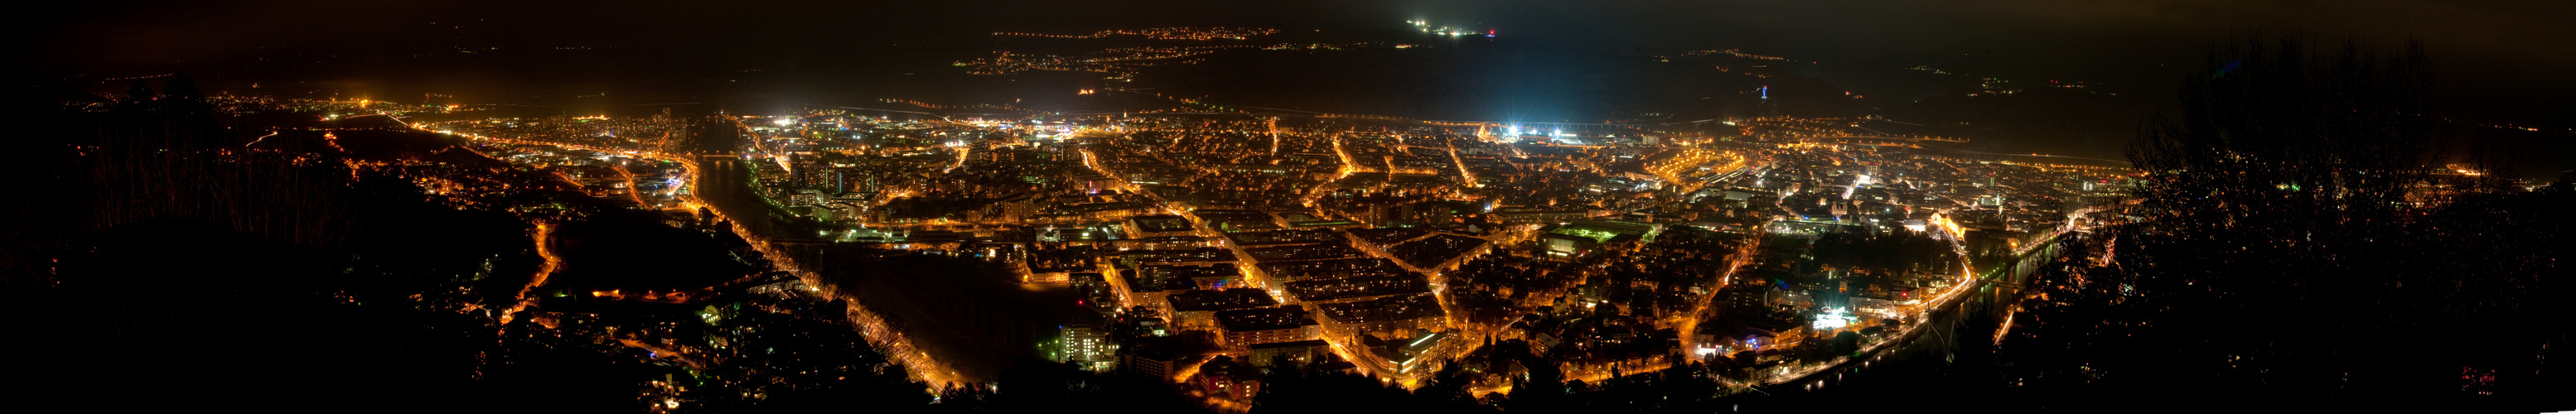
[1407,20,1492,37]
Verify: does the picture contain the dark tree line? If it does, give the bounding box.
[1985,36,2574,411]
[1810,227,1952,274]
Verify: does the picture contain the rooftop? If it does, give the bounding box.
[1167,288,1279,312]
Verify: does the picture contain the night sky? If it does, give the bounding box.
[23,0,2574,152]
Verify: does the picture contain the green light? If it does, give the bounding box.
[1553,228,1620,244]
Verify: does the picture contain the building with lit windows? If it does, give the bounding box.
[1246,339,1329,367]
[1057,325,1119,370]
[1215,306,1321,350]
[1313,293,1446,338]
[1166,288,1278,330]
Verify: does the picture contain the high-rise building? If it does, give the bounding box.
[1059,325,1119,371]
[787,153,821,189]
[856,174,881,194]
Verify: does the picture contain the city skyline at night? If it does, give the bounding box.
[10,2,2571,412]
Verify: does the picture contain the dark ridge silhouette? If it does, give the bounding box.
[37,76,361,251]
[11,77,536,411]
[1963,36,2573,411]
[9,77,959,412]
